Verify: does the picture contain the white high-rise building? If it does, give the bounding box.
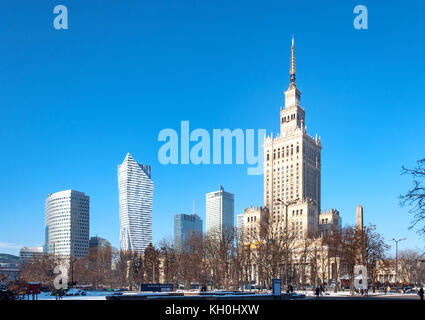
[263,38,322,239]
[206,185,234,235]
[118,153,154,253]
[45,190,90,257]
[236,214,244,241]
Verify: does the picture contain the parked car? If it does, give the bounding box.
[65,288,87,296]
[402,287,413,293]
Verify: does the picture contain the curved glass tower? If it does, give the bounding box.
[118,153,154,253]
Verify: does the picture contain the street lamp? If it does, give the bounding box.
[275,198,299,291]
[391,238,406,286]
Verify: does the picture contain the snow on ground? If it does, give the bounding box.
[34,290,419,300]
[38,291,115,300]
[298,290,419,297]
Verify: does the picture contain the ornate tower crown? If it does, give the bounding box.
[280,36,305,136]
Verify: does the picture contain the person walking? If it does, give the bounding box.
[418,287,424,301]
[315,286,320,299]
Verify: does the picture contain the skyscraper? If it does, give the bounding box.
[174,213,203,251]
[45,190,90,257]
[206,185,234,235]
[118,153,154,253]
[263,38,322,239]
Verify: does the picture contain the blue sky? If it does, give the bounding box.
[1,0,424,256]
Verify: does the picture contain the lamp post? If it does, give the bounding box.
[391,238,406,286]
[275,198,299,291]
[69,256,78,288]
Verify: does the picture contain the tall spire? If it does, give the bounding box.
[290,36,296,87]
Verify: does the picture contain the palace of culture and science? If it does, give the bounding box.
[240,38,341,242]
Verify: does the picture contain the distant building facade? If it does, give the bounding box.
[19,246,43,263]
[174,213,203,251]
[118,153,154,253]
[89,236,112,250]
[206,185,234,235]
[376,258,425,285]
[45,190,90,257]
[242,206,269,242]
[236,214,244,241]
[0,254,20,282]
[319,209,341,236]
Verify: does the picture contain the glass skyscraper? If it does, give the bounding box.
[174,213,203,251]
[118,153,154,253]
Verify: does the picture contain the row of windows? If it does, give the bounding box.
[267,144,300,161]
[246,216,257,223]
[281,113,299,123]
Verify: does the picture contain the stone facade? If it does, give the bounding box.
[319,209,341,237]
[241,206,269,242]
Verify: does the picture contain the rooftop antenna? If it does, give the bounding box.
[290,35,296,86]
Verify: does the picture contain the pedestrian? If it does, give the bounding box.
[315,286,320,299]
[418,287,424,301]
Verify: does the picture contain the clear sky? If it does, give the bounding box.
[1,0,424,256]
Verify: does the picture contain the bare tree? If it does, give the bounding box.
[398,249,425,286]
[364,226,390,292]
[340,227,358,294]
[322,227,343,292]
[400,158,425,235]
[248,213,298,290]
[295,236,314,291]
[204,227,237,291]
[111,250,143,290]
[19,254,59,288]
[158,238,180,288]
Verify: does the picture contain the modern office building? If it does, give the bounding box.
[19,246,43,263]
[89,236,112,250]
[206,185,234,235]
[45,190,90,257]
[263,38,322,239]
[118,153,154,253]
[174,213,203,251]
